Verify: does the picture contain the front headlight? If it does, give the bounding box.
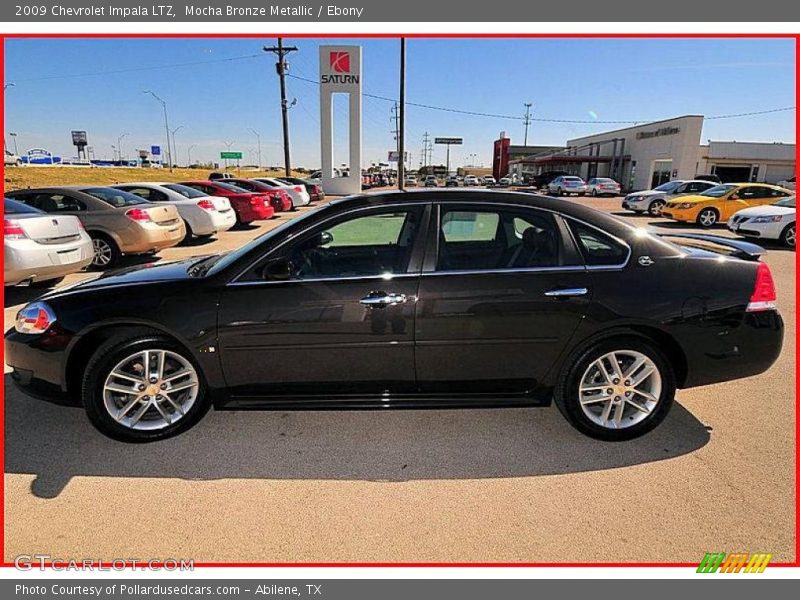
[751,215,784,223]
[678,203,695,209]
[15,302,57,334]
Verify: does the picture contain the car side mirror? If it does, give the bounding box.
[262,257,293,281]
[318,231,333,246]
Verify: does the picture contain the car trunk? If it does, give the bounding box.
[12,214,83,244]
[207,196,233,213]
[143,203,181,225]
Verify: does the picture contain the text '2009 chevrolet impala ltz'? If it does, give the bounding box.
[5,190,783,443]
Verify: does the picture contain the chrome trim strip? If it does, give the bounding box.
[227,272,421,287]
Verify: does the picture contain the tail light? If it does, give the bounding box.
[747,262,777,312]
[249,196,263,206]
[294,186,303,193]
[76,219,85,229]
[4,219,27,239]
[313,185,322,194]
[125,208,152,223]
[196,199,216,211]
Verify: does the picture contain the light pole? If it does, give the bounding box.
[117,132,129,164]
[248,128,262,171]
[169,125,184,168]
[9,132,19,156]
[143,90,172,172]
[187,144,196,167]
[5,85,16,152]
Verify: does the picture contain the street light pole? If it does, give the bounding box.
[9,132,19,156]
[187,144,196,167]
[170,125,184,168]
[143,90,172,172]
[248,128,262,170]
[4,84,16,152]
[117,132,129,164]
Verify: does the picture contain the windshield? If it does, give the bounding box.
[4,198,42,214]
[774,196,796,208]
[700,184,737,198]
[163,183,207,199]
[213,182,250,193]
[83,187,148,207]
[207,205,324,276]
[653,181,682,192]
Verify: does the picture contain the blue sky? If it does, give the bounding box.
[3,37,796,168]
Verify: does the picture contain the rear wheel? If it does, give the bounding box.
[90,234,120,269]
[648,199,666,216]
[696,208,719,228]
[554,337,675,441]
[82,334,210,443]
[591,189,598,197]
[182,219,194,243]
[780,223,796,248]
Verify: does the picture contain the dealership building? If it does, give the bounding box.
[501,115,795,191]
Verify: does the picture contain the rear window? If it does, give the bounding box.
[565,177,583,181]
[4,198,42,214]
[213,182,250,193]
[774,196,796,208]
[163,183,207,199]
[568,220,629,266]
[82,187,148,207]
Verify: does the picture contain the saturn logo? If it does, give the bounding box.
[329,51,350,73]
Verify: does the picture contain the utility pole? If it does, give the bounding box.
[421,131,432,173]
[263,38,298,177]
[523,102,533,146]
[398,38,406,190]
[144,90,172,172]
[248,127,262,170]
[390,103,400,156]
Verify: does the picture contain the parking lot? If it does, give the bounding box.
[3,189,795,564]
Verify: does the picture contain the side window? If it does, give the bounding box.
[737,186,760,199]
[568,220,629,267]
[234,181,255,191]
[674,183,688,194]
[34,194,86,213]
[437,207,563,271]
[683,182,705,193]
[768,187,788,198]
[121,187,153,201]
[279,208,423,280]
[698,182,715,192]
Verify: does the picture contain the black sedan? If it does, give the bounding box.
[5,190,783,443]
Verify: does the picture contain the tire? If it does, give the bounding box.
[82,333,211,443]
[780,223,796,249]
[182,219,194,244]
[553,336,676,441]
[696,208,719,228]
[29,276,65,289]
[90,233,121,269]
[648,199,666,216]
[591,189,598,197]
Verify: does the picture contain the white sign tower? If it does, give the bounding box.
[319,45,362,195]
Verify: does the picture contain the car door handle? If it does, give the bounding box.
[544,287,589,297]
[360,292,408,307]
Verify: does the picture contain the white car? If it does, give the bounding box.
[777,176,795,191]
[4,150,22,167]
[483,176,497,186]
[463,175,480,186]
[113,182,236,240]
[253,177,310,207]
[622,179,717,216]
[586,177,621,197]
[4,197,94,287]
[548,175,588,196]
[728,195,795,248]
[404,175,417,187]
[498,176,512,186]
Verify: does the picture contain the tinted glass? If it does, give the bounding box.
[213,182,251,193]
[437,208,564,271]
[653,181,682,192]
[32,193,87,212]
[700,184,736,198]
[774,196,796,208]
[4,198,42,214]
[83,187,148,207]
[163,183,207,199]
[568,220,628,266]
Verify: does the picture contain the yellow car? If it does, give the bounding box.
[661,183,793,228]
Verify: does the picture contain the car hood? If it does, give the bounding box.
[628,190,663,198]
[668,194,710,205]
[41,257,210,298]
[733,205,796,217]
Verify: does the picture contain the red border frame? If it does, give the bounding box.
[0,30,797,570]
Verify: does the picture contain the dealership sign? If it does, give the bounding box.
[388,150,408,162]
[435,137,464,145]
[319,45,362,195]
[71,130,88,146]
[636,126,680,140]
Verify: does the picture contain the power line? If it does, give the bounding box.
[287,73,795,124]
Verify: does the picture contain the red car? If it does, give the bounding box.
[179,180,274,225]
[224,178,293,213]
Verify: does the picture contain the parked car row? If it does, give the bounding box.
[4,175,324,285]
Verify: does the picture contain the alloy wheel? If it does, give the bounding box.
[92,238,113,267]
[785,225,796,248]
[649,200,665,216]
[698,209,718,227]
[578,350,662,430]
[102,349,200,431]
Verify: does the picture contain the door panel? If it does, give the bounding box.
[217,276,420,396]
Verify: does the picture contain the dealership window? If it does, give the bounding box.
[437,207,563,271]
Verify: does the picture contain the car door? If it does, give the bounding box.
[414,202,591,396]
[216,203,429,399]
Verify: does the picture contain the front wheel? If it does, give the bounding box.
[780,223,795,249]
[648,199,666,216]
[82,334,211,442]
[554,337,676,441]
[591,189,598,197]
[696,208,719,228]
